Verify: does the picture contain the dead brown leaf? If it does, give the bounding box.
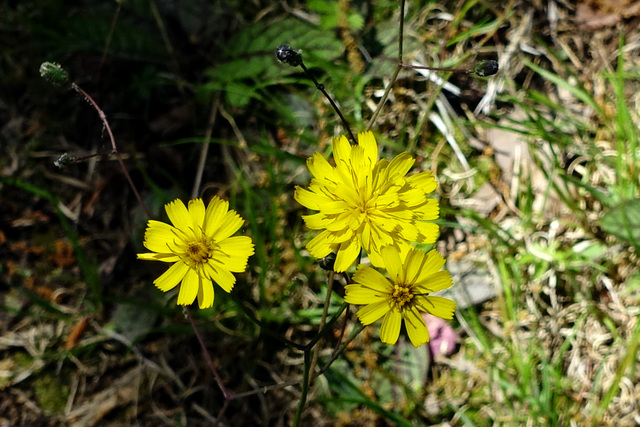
[49,239,75,268]
[577,0,640,30]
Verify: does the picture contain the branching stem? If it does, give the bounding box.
[71,83,150,219]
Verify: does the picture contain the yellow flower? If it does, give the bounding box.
[138,197,254,309]
[344,246,455,347]
[294,131,440,272]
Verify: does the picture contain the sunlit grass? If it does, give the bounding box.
[443,23,640,426]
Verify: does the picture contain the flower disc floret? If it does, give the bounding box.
[344,246,456,347]
[294,131,440,272]
[138,197,254,309]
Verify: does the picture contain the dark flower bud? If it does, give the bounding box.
[54,153,74,168]
[276,44,303,67]
[473,59,499,77]
[318,252,336,271]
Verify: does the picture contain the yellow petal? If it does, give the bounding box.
[344,284,388,305]
[419,295,456,319]
[416,270,453,293]
[369,224,398,250]
[334,166,355,192]
[137,252,179,262]
[302,213,329,230]
[346,266,391,304]
[360,221,372,249]
[374,192,401,209]
[396,222,420,242]
[176,268,200,305]
[321,200,356,215]
[308,181,335,194]
[363,240,385,269]
[357,131,378,166]
[386,152,414,181]
[295,187,333,210]
[307,152,335,180]
[142,220,177,252]
[197,277,215,309]
[306,230,336,259]
[211,210,244,241]
[403,248,426,284]
[155,261,189,292]
[416,249,446,279]
[334,182,360,208]
[380,245,402,282]
[352,265,391,292]
[355,300,390,325]
[372,158,389,180]
[332,135,351,167]
[379,310,402,344]
[187,199,206,228]
[404,307,429,347]
[414,221,440,244]
[414,199,440,221]
[334,238,361,272]
[324,211,355,233]
[215,236,254,272]
[407,171,437,194]
[398,187,426,206]
[397,241,412,259]
[207,264,236,293]
[349,144,365,171]
[165,199,190,229]
[367,249,385,269]
[203,196,229,235]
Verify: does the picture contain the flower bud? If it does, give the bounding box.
[54,153,74,168]
[473,59,499,77]
[318,252,336,271]
[275,44,303,67]
[39,62,69,87]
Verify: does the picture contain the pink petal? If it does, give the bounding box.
[422,313,459,357]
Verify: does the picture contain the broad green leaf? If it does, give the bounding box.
[225,81,254,107]
[347,13,365,30]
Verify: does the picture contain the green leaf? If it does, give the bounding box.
[599,199,640,244]
[110,301,158,342]
[523,58,604,117]
[225,81,255,107]
[347,13,365,30]
[202,18,343,108]
[322,366,416,427]
[393,340,430,393]
[208,18,343,80]
[216,56,266,83]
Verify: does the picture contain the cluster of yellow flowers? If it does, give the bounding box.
[137,131,455,347]
[295,131,455,347]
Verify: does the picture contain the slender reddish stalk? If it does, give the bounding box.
[71,83,150,219]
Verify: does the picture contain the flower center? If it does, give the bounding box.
[186,241,211,264]
[357,191,376,217]
[391,283,414,308]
